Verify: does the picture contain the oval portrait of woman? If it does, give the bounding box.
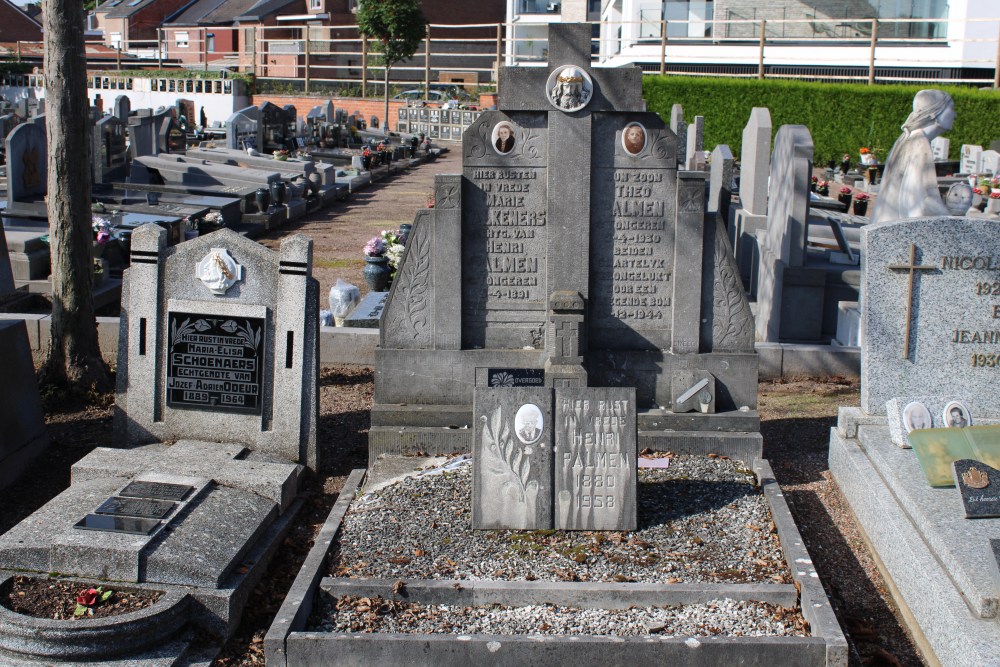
[622,122,647,155]
[902,401,932,433]
[492,122,516,155]
[943,400,971,428]
[514,403,543,444]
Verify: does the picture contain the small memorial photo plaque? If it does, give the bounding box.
[166,312,265,414]
[120,480,193,501]
[96,496,176,520]
[74,514,161,536]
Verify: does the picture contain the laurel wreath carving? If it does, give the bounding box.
[480,406,534,502]
[386,226,431,345]
[712,227,753,351]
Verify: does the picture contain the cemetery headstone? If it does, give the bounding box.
[373,23,759,465]
[0,234,47,490]
[961,144,983,175]
[685,115,704,170]
[472,386,636,530]
[5,121,46,207]
[931,136,950,161]
[114,225,319,468]
[708,144,734,221]
[114,94,131,123]
[128,111,157,158]
[980,149,999,177]
[754,125,815,341]
[861,217,1000,417]
[226,108,260,151]
[732,107,772,283]
[669,103,686,167]
[92,113,129,184]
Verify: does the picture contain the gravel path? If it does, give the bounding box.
[315,594,808,637]
[331,455,789,584]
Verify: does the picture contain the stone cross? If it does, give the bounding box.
[887,242,936,360]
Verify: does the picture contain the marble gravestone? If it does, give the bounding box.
[961,144,982,175]
[372,24,759,468]
[829,214,1000,666]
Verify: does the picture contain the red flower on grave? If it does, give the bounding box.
[840,186,852,194]
[76,588,99,607]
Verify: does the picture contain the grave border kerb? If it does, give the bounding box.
[264,461,848,667]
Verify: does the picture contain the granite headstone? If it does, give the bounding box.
[114,225,319,468]
[472,387,554,529]
[861,216,1000,417]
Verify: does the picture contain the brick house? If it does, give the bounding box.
[0,0,42,43]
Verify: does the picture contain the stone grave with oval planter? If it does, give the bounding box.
[0,225,319,665]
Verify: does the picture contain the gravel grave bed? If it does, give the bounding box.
[330,454,790,584]
[312,594,809,637]
[2,575,164,620]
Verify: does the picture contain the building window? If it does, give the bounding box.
[310,0,321,9]
[110,32,122,48]
[206,33,215,52]
[176,31,189,48]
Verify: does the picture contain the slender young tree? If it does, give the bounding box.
[356,0,426,132]
[41,0,112,392]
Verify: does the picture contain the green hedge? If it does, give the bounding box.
[642,76,1000,164]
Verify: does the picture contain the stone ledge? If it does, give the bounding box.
[829,429,1000,666]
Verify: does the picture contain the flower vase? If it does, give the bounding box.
[838,193,853,207]
[853,199,868,216]
[399,223,412,244]
[363,256,391,292]
[255,187,270,213]
[817,186,829,196]
[270,181,287,209]
[988,198,1000,215]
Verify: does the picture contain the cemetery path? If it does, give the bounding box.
[256,148,463,303]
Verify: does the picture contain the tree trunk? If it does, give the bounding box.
[41,0,112,392]
[383,62,390,134]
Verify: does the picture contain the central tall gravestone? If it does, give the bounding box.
[372,24,758,465]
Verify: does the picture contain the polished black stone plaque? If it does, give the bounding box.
[74,514,160,536]
[120,480,193,501]
[953,459,1000,519]
[166,312,265,414]
[95,496,175,520]
[487,368,545,388]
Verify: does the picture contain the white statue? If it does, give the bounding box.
[871,89,955,224]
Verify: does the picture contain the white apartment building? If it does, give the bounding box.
[506,0,999,84]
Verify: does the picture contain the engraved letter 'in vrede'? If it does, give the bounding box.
[166,312,265,414]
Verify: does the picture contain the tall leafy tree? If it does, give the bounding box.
[41,0,112,392]
[356,0,427,132]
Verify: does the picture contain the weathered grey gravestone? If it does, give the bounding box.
[115,226,319,467]
[732,107,771,284]
[752,124,861,343]
[0,226,320,663]
[473,386,637,530]
[961,144,982,174]
[4,121,46,209]
[0,233,47,490]
[708,144,734,222]
[829,214,1000,666]
[372,23,759,467]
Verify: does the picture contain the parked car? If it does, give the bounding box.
[392,85,473,103]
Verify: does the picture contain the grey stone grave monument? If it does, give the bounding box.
[0,229,47,491]
[732,107,771,285]
[127,109,157,158]
[371,23,760,466]
[92,112,129,184]
[114,93,131,123]
[4,121,46,216]
[0,226,319,663]
[708,143,734,223]
[961,143,983,174]
[226,106,262,151]
[753,125,860,342]
[829,215,1000,667]
[472,386,637,531]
